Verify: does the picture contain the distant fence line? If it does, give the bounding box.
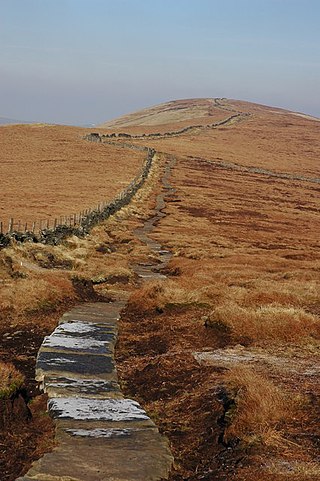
[0,145,156,249]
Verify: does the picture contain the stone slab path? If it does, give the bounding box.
[17,154,177,481]
[17,301,173,481]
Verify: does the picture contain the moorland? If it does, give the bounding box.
[0,98,319,481]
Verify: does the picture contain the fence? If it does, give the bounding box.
[0,146,156,248]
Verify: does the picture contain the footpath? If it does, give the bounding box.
[17,155,176,481]
[17,301,172,481]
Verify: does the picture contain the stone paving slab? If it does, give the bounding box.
[18,425,172,481]
[48,397,149,422]
[43,376,121,399]
[17,302,173,481]
[56,417,157,433]
[37,351,115,376]
[134,264,167,280]
[59,314,119,330]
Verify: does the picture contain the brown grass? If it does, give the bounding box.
[206,303,319,344]
[223,366,293,447]
[0,124,145,228]
[112,99,320,479]
[98,98,228,133]
[144,99,320,176]
[0,362,24,397]
[127,279,201,313]
[1,98,320,480]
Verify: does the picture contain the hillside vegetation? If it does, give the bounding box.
[0,98,319,481]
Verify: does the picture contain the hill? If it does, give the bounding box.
[98,98,233,134]
[1,97,320,481]
[99,97,320,177]
[100,98,320,480]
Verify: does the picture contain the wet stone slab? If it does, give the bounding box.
[43,376,121,398]
[57,416,157,434]
[17,300,173,481]
[37,351,115,376]
[42,334,112,354]
[48,397,150,422]
[55,320,117,339]
[65,427,137,438]
[60,315,119,330]
[134,265,167,280]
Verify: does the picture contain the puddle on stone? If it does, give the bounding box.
[45,376,118,390]
[37,351,114,375]
[65,428,134,438]
[43,334,111,354]
[49,397,149,421]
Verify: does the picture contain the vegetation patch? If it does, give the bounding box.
[0,362,24,399]
[206,303,319,344]
[222,366,293,447]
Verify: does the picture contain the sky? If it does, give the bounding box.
[1,0,319,124]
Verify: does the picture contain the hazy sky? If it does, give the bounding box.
[1,0,319,124]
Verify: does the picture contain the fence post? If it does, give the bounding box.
[24,222,28,232]
[32,221,36,233]
[8,218,13,233]
[54,218,57,229]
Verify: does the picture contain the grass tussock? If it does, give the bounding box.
[223,366,292,447]
[0,362,25,398]
[127,279,201,313]
[206,303,319,344]
[0,272,74,314]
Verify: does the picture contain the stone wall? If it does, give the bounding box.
[85,113,248,142]
[0,147,156,248]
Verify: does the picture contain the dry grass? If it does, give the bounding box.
[0,147,163,327]
[145,99,320,176]
[0,362,24,398]
[1,98,319,479]
[266,459,320,478]
[0,123,145,228]
[110,99,320,478]
[223,366,293,447]
[0,271,75,315]
[127,279,203,313]
[206,303,319,344]
[99,98,228,132]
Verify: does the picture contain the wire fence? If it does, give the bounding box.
[1,207,107,236]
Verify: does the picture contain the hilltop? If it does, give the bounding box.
[98,98,233,134]
[99,97,320,177]
[100,97,319,129]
